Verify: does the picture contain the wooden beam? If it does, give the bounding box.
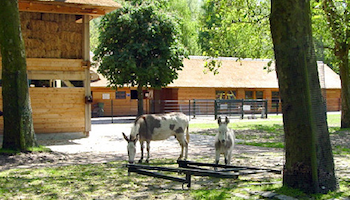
[27,70,85,80]
[0,58,84,71]
[19,2,108,16]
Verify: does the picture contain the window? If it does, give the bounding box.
[256,91,264,99]
[227,90,237,99]
[245,91,253,99]
[115,91,126,99]
[272,91,279,101]
[216,90,237,99]
[272,91,280,107]
[131,90,138,99]
[216,91,226,99]
[29,80,50,87]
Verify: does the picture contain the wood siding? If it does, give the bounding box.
[91,87,140,116]
[0,88,85,133]
[91,86,341,116]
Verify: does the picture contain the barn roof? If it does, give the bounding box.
[91,56,341,89]
[19,0,121,16]
[167,56,341,89]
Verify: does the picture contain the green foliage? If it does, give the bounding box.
[166,0,203,55]
[89,17,102,52]
[199,0,273,59]
[311,1,337,71]
[93,1,188,89]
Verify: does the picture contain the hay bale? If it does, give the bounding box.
[42,13,56,21]
[18,12,83,59]
[24,39,43,49]
[45,50,61,58]
[28,20,46,31]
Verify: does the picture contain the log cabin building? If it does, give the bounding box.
[91,56,341,116]
[0,0,121,135]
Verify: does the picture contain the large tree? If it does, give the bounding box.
[270,0,337,193]
[0,0,38,151]
[320,0,350,128]
[94,1,188,116]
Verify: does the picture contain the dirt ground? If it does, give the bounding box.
[0,117,349,181]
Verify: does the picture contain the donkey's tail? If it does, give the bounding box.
[186,125,190,143]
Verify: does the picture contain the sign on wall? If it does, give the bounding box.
[102,93,110,99]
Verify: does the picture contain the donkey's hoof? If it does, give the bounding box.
[146,160,149,163]
[138,160,143,164]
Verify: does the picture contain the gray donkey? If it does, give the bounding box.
[215,116,235,165]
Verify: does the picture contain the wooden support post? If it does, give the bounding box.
[83,15,91,136]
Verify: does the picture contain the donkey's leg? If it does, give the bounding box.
[215,150,220,165]
[224,153,228,165]
[175,134,186,160]
[146,141,150,163]
[138,141,144,163]
[227,150,233,165]
[214,150,220,171]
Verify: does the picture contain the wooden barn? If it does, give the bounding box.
[0,0,121,134]
[90,56,341,116]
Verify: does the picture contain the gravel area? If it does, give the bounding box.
[0,117,283,171]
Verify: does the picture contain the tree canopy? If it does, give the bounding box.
[199,0,273,59]
[93,1,188,115]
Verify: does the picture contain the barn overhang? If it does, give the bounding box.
[18,0,121,17]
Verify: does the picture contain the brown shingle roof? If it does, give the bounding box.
[91,56,341,89]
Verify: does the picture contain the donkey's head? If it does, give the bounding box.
[217,116,230,143]
[122,132,138,164]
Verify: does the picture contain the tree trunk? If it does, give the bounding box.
[137,84,144,117]
[339,55,350,128]
[322,0,350,128]
[270,0,337,194]
[0,0,38,151]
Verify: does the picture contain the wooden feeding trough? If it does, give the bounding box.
[126,160,281,188]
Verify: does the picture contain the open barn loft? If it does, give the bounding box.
[0,0,121,135]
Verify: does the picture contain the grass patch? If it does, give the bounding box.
[239,142,284,149]
[0,158,349,199]
[0,145,51,155]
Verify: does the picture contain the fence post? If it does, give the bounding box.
[111,99,114,123]
[192,99,196,119]
[214,100,218,120]
[189,100,191,121]
[241,99,244,119]
[264,100,268,118]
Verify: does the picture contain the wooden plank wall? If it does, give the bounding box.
[89,87,341,116]
[91,87,140,116]
[326,89,341,111]
[0,88,85,134]
[177,87,216,100]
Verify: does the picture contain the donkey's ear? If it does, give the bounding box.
[218,117,222,125]
[225,117,230,124]
[122,132,129,142]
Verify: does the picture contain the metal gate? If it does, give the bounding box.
[215,99,268,119]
